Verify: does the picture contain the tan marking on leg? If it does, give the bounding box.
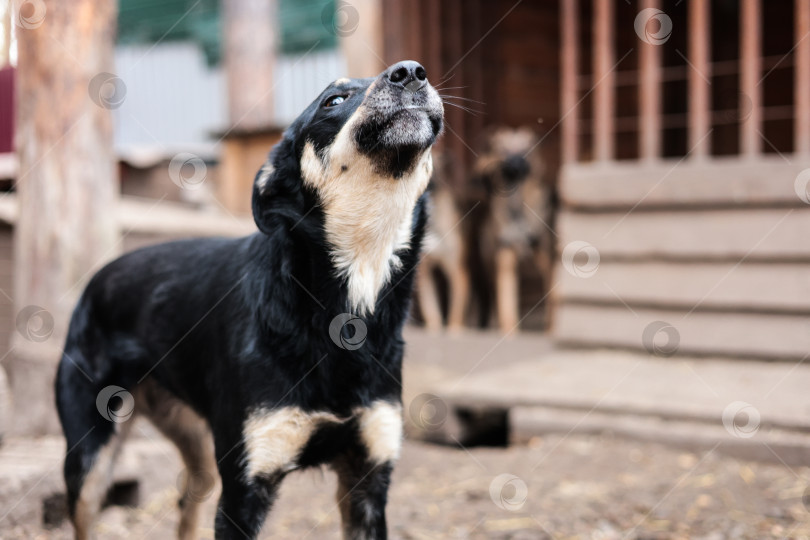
[496,247,520,334]
[447,263,470,332]
[243,407,344,478]
[356,401,402,464]
[417,259,443,332]
[73,421,133,540]
[135,380,217,540]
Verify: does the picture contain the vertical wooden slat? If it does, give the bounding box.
[561,0,579,163]
[796,0,810,155]
[639,0,661,160]
[444,0,465,188]
[424,0,442,79]
[688,0,711,158]
[740,0,762,157]
[593,0,614,162]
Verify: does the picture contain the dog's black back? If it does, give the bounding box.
[56,60,443,540]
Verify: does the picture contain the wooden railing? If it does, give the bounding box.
[560,0,810,163]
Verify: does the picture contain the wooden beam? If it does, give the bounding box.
[688,0,711,158]
[593,0,614,162]
[561,0,579,163]
[13,0,120,434]
[639,0,662,160]
[740,0,762,157]
[796,0,810,155]
[223,0,277,128]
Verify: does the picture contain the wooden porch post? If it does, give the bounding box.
[593,0,614,162]
[740,0,762,157]
[11,0,120,434]
[561,0,579,164]
[638,0,662,161]
[688,0,711,158]
[223,0,277,129]
[796,0,810,155]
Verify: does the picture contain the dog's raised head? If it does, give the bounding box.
[253,61,444,315]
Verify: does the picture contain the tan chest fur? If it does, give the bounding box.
[300,105,432,315]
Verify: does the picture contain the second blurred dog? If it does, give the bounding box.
[478,127,552,333]
[417,128,552,333]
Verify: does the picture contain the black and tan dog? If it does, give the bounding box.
[55,60,443,540]
[476,127,552,333]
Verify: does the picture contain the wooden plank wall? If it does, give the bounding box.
[556,0,810,360]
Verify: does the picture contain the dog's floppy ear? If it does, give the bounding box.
[251,136,306,235]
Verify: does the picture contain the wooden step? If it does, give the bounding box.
[555,260,810,313]
[554,303,810,359]
[557,206,810,261]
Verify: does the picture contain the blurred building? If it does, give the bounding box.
[386,0,810,360]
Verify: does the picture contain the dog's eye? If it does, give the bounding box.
[324,95,347,108]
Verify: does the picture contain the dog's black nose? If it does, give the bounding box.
[386,60,427,91]
[501,155,530,182]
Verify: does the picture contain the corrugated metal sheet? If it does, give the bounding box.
[112,43,345,156]
[113,42,227,159]
[275,49,346,124]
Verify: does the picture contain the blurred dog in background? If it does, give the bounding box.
[476,127,553,333]
[417,153,470,332]
[417,128,553,334]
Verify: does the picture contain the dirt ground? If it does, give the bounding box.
[6,432,810,540]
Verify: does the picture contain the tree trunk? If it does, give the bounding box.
[7,0,120,435]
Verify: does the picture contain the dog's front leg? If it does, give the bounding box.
[334,453,393,540]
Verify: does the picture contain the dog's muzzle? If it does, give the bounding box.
[358,61,444,152]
